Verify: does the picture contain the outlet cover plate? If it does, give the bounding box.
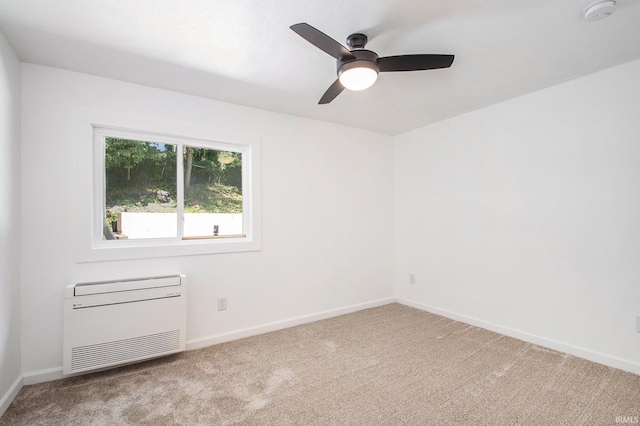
[217,297,227,311]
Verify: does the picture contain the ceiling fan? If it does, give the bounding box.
[290,23,455,104]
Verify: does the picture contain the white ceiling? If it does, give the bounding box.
[1,0,639,135]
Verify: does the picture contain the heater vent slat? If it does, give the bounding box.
[71,330,181,371]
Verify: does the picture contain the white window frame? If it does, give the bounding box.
[75,112,261,262]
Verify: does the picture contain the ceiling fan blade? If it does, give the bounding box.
[290,23,355,60]
[378,54,454,72]
[319,79,345,104]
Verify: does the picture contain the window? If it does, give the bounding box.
[76,121,260,262]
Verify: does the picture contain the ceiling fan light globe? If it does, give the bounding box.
[338,66,378,91]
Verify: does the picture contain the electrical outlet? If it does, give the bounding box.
[217,297,227,311]
[409,273,416,284]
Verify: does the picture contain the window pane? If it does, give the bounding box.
[183,146,243,238]
[104,138,177,240]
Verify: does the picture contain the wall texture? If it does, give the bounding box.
[395,59,640,373]
[20,64,395,378]
[0,29,21,410]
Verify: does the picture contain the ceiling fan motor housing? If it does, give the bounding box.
[337,50,380,78]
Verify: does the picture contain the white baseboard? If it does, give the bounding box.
[0,375,23,417]
[22,367,64,386]
[397,297,640,376]
[186,297,396,350]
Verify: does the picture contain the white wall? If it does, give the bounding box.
[0,30,21,410]
[20,64,395,377]
[395,59,640,373]
[16,54,640,386]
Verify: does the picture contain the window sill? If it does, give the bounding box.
[77,236,260,262]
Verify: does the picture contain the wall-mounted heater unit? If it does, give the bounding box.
[63,274,187,375]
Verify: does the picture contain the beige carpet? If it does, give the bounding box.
[2,303,639,425]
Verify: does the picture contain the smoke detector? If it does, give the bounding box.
[583,0,617,20]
